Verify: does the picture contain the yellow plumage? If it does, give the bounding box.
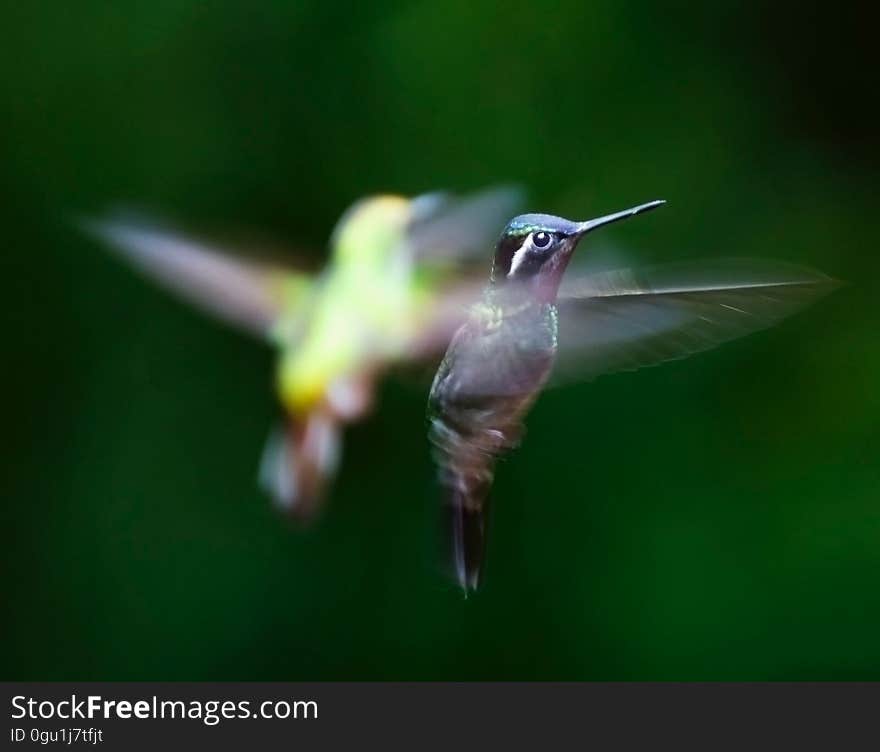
[82,186,521,517]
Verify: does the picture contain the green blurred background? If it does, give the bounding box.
[2,1,877,680]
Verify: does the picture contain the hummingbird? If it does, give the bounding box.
[428,200,838,593]
[80,186,521,520]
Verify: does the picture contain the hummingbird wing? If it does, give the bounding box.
[78,214,313,342]
[406,185,525,265]
[553,257,840,384]
[395,184,520,360]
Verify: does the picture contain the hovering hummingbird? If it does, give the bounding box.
[80,187,521,519]
[428,200,838,593]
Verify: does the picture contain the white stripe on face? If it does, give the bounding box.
[507,235,532,277]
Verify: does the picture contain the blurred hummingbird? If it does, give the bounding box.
[80,187,521,520]
[428,200,839,593]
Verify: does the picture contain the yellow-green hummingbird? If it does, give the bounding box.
[81,187,521,519]
[428,200,839,593]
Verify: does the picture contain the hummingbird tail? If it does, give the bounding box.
[442,476,492,595]
[258,411,341,522]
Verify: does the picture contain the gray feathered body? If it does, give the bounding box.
[427,294,558,589]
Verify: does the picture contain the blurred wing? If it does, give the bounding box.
[554,258,839,384]
[79,214,312,341]
[397,185,524,361]
[407,184,525,264]
[404,278,487,361]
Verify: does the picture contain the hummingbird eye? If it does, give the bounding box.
[531,231,553,249]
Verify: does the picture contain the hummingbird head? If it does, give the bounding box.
[330,195,413,267]
[491,200,666,302]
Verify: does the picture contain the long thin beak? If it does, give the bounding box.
[577,199,666,235]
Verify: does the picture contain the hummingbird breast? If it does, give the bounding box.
[427,300,557,591]
[428,301,558,506]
